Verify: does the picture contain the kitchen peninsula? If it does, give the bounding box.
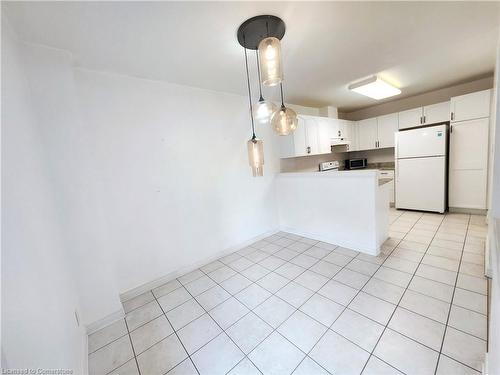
[276,170,390,255]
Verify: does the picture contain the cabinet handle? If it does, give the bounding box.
[451,112,454,121]
[307,146,311,154]
[450,125,453,134]
[420,116,422,124]
[423,116,426,123]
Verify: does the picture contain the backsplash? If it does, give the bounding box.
[280,147,395,172]
[348,148,395,164]
[280,152,347,172]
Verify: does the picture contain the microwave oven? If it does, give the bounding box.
[344,158,368,169]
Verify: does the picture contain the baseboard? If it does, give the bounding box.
[85,308,125,335]
[120,228,280,303]
[280,226,379,256]
[449,207,488,215]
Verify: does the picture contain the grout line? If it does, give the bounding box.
[97,210,488,375]
[288,217,413,374]
[359,211,436,374]
[151,293,201,375]
[433,215,471,375]
[199,236,346,375]
[87,330,130,356]
[123,318,142,375]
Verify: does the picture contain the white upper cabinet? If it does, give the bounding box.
[349,122,359,151]
[279,116,358,158]
[279,116,306,158]
[316,117,335,154]
[398,107,423,129]
[451,89,491,122]
[423,101,450,125]
[399,102,451,129]
[357,118,378,150]
[306,118,320,155]
[377,113,398,148]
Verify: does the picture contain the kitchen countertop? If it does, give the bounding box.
[280,169,379,178]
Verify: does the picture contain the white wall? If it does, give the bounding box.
[3,22,312,340]
[1,20,86,372]
[72,68,282,296]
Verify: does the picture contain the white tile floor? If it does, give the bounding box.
[88,209,488,375]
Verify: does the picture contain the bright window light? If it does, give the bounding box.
[349,76,401,100]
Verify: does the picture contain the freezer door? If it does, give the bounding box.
[396,124,447,158]
[396,156,446,213]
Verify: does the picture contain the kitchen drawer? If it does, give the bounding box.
[378,170,395,178]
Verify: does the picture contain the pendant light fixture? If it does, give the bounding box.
[258,36,283,86]
[237,15,297,132]
[252,50,277,124]
[271,83,298,135]
[243,40,264,177]
[237,15,296,176]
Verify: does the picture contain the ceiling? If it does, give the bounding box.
[3,1,500,112]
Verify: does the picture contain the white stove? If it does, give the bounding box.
[318,160,340,172]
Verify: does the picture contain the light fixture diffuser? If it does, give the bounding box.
[349,76,401,100]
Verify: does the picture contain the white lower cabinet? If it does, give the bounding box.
[449,118,489,209]
[379,170,395,203]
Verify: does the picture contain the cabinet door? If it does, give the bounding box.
[349,122,359,151]
[305,118,319,155]
[398,107,423,129]
[279,133,295,158]
[451,89,491,122]
[316,118,334,154]
[377,113,398,148]
[292,117,308,157]
[339,120,353,141]
[449,118,489,209]
[423,101,450,125]
[357,118,378,150]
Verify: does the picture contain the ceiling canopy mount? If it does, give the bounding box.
[237,15,286,50]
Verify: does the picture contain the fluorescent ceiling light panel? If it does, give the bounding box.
[349,76,401,100]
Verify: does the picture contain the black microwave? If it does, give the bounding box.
[344,158,368,169]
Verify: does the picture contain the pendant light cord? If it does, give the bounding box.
[280,82,285,108]
[243,37,256,139]
[255,50,264,101]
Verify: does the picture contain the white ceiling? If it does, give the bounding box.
[3,1,500,111]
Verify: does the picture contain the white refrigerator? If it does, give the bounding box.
[395,124,448,213]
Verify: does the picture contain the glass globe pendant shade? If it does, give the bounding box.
[247,137,264,177]
[253,99,277,124]
[258,37,283,86]
[271,106,298,135]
